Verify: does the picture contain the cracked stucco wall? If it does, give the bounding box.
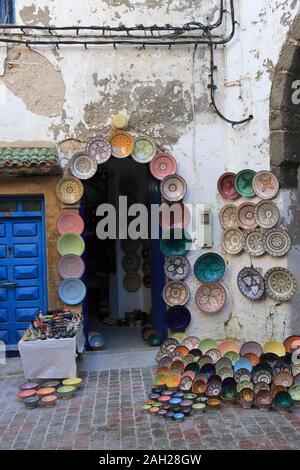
[0,0,299,342]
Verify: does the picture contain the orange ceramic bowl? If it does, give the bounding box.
[174,346,189,357]
[218,340,240,356]
[37,387,56,398]
[242,353,259,366]
[18,389,37,400]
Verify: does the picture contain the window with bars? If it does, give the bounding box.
[0,0,14,24]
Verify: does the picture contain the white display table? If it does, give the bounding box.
[18,325,85,379]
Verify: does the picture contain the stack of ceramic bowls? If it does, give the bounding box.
[18,377,83,408]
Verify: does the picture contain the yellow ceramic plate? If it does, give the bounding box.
[56,176,84,205]
[263,340,286,357]
[109,131,134,158]
[62,378,82,387]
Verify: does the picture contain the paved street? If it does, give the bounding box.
[0,366,300,450]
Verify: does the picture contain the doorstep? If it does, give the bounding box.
[78,347,159,372]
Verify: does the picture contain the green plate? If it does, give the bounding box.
[224,351,240,364]
[194,253,225,283]
[160,230,192,257]
[57,233,85,256]
[234,170,256,197]
[199,338,218,354]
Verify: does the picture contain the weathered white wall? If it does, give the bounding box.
[0,0,299,342]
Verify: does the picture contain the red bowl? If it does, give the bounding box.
[217,172,239,200]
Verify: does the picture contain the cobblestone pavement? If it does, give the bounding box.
[0,367,300,450]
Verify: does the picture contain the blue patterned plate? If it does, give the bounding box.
[59,279,86,305]
[194,253,225,283]
[237,267,265,301]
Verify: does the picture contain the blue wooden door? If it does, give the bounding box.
[0,198,47,347]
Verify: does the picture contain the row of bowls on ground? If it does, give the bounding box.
[17,378,82,408]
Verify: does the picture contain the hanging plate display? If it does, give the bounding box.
[57,255,85,279]
[122,254,141,272]
[252,170,279,199]
[264,267,297,301]
[85,136,112,164]
[263,340,286,357]
[160,230,192,257]
[58,279,86,305]
[160,175,187,202]
[240,341,263,358]
[234,170,256,198]
[163,281,190,307]
[237,202,257,230]
[159,202,190,230]
[219,204,239,229]
[194,253,225,283]
[262,228,292,257]
[181,336,200,350]
[142,260,151,274]
[57,212,84,235]
[143,274,151,288]
[217,172,239,200]
[243,229,265,257]
[132,136,157,164]
[150,153,177,181]
[166,306,191,332]
[195,282,226,313]
[120,239,140,253]
[123,272,141,292]
[237,267,265,301]
[109,131,135,158]
[254,200,280,229]
[56,176,84,205]
[164,255,190,281]
[70,152,98,180]
[222,228,244,255]
[57,233,85,256]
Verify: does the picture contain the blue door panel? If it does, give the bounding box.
[14,265,39,280]
[16,329,26,342]
[0,245,6,258]
[13,223,37,237]
[0,330,8,344]
[15,286,39,301]
[0,309,8,322]
[15,307,38,322]
[0,266,7,280]
[0,289,7,301]
[0,224,5,237]
[13,244,38,258]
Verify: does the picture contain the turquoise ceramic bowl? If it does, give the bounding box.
[194,253,225,283]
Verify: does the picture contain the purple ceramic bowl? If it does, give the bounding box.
[166,306,191,332]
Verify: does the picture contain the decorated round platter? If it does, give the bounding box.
[57,211,84,235]
[252,369,272,385]
[160,175,187,202]
[142,260,151,275]
[109,131,135,158]
[122,253,141,272]
[57,233,85,256]
[273,371,294,388]
[85,136,112,164]
[252,170,279,200]
[285,336,300,354]
[254,200,280,229]
[59,279,86,305]
[164,255,190,281]
[119,175,138,195]
[218,340,240,355]
[57,254,85,279]
[233,357,253,373]
[56,176,84,205]
[143,274,151,288]
[234,170,256,197]
[222,228,244,255]
[263,340,286,357]
[237,202,257,230]
[70,152,98,180]
[132,136,157,164]
[240,341,262,358]
[264,267,296,301]
[243,229,265,257]
[150,153,177,181]
[163,281,190,306]
[219,204,238,229]
[206,348,222,363]
[123,272,141,292]
[288,385,300,400]
[195,282,226,313]
[194,252,225,283]
[237,267,265,301]
[160,230,192,257]
[166,306,191,332]
[199,338,218,354]
[217,172,239,200]
[262,228,291,257]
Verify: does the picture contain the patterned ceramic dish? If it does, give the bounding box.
[194,253,225,283]
[273,371,294,388]
[262,228,292,257]
[223,351,240,364]
[237,380,254,393]
[199,338,218,354]
[255,389,273,409]
[160,230,192,257]
[41,395,58,407]
[206,348,222,363]
[264,267,297,302]
[166,306,191,332]
[285,336,300,353]
[164,255,190,281]
[58,279,86,305]
[237,266,265,301]
[240,341,263,358]
[243,229,265,257]
[85,136,112,164]
[181,336,200,350]
[234,368,252,383]
[252,369,272,385]
[234,358,253,373]
[252,170,279,199]
[242,353,260,366]
[238,388,254,408]
[217,172,239,200]
[57,233,85,256]
[109,131,135,158]
[132,136,157,164]
[160,175,187,202]
[263,340,286,357]
[57,254,85,279]
[123,272,141,292]
[122,253,141,272]
[218,340,240,355]
[206,381,222,398]
[163,281,190,307]
[219,204,239,229]
[254,200,280,229]
[57,211,84,235]
[288,385,300,401]
[195,282,226,313]
[234,170,256,197]
[56,176,84,204]
[237,202,257,230]
[150,153,177,181]
[57,386,76,399]
[222,228,244,255]
[70,152,98,179]
[218,367,234,380]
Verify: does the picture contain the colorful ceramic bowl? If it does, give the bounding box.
[19,382,39,391]
[252,171,279,200]
[234,170,256,197]
[56,176,84,205]
[36,387,56,398]
[274,391,293,409]
[223,351,240,365]
[218,340,240,355]
[150,153,177,181]
[192,403,206,412]
[160,175,187,202]
[57,386,76,399]
[234,358,253,373]
[160,230,192,257]
[41,380,61,389]
[263,341,286,357]
[23,396,40,408]
[62,378,82,389]
[57,212,84,235]
[70,152,97,179]
[109,131,135,158]
[240,341,262,358]
[194,253,225,283]
[57,233,85,256]
[199,338,218,354]
[217,172,239,200]
[41,395,58,407]
[195,282,226,313]
[57,254,85,279]
[58,279,87,305]
[166,306,191,332]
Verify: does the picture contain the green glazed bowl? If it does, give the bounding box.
[194,252,225,283]
[160,230,192,257]
[57,233,85,256]
[234,170,256,197]
[274,391,293,408]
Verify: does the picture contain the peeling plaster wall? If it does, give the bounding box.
[0,0,299,342]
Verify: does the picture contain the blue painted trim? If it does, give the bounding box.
[39,197,48,312]
[1,0,14,24]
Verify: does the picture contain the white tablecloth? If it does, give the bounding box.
[18,325,85,379]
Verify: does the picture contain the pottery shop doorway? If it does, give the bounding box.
[81,157,166,352]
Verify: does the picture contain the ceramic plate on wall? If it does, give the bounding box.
[254,200,280,229]
[252,170,279,199]
[58,279,86,305]
[237,202,257,230]
[150,153,177,180]
[132,136,157,163]
[237,267,265,301]
[123,272,141,292]
[110,131,135,158]
[194,253,225,283]
[85,136,112,164]
[264,267,297,301]
[243,229,265,257]
[57,233,85,256]
[70,152,98,179]
[166,306,191,332]
[160,175,187,202]
[195,282,226,313]
[56,176,84,205]
[164,255,190,281]
[219,204,239,229]
[160,230,192,257]
[122,254,141,272]
[262,228,291,257]
[234,170,256,197]
[57,254,85,279]
[163,281,190,307]
[159,202,190,230]
[222,228,244,255]
[217,172,239,200]
[57,212,84,235]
